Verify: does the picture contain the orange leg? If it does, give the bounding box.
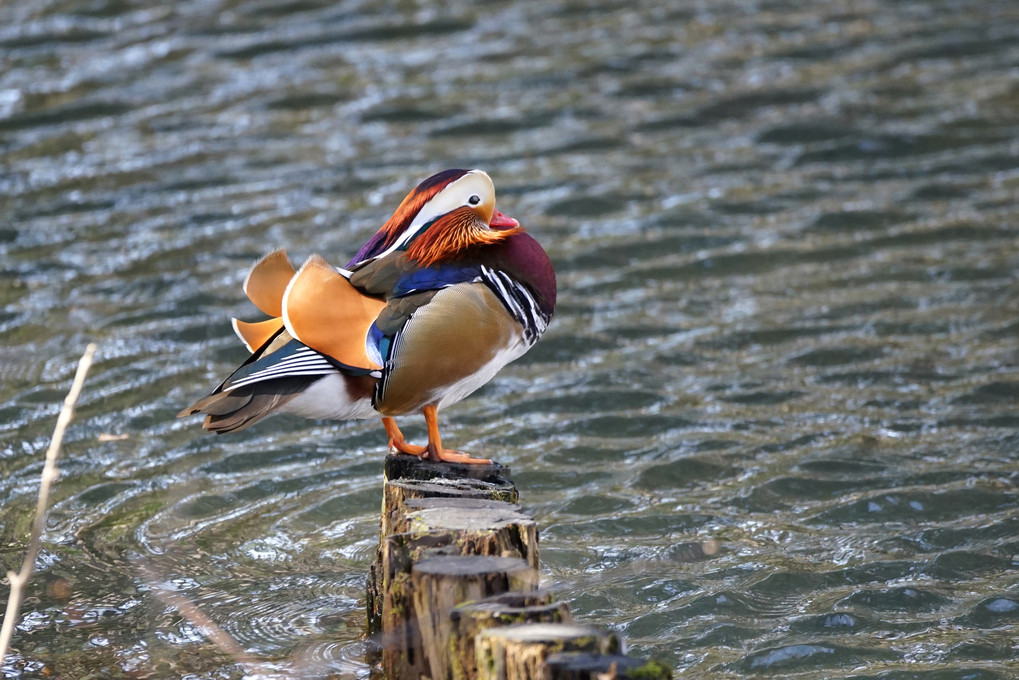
[381,417,426,456]
[422,404,491,465]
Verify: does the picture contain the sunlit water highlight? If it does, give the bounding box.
[2,0,1018,678]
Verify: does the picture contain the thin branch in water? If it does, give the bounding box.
[136,564,260,673]
[0,343,97,664]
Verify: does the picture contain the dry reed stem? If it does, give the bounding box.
[136,564,260,673]
[0,343,97,664]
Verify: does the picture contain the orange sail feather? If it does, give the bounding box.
[282,255,387,370]
[231,317,285,352]
[243,248,296,318]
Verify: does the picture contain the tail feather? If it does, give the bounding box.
[178,376,318,433]
[201,392,281,432]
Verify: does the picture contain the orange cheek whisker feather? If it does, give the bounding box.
[407,207,522,268]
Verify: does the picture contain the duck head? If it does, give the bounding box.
[347,169,521,267]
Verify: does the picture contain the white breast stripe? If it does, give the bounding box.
[487,268,525,320]
[515,279,548,335]
[479,266,549,345]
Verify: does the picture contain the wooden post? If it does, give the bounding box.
[402,504,539,569]
[369,454,529,679]
[450,592,572,680]
[382,453,514,485]
[365,453,673,680]
[368,455,519,637]
[542,652,673,679]
[412,555,538,680]
[379,453,518,544]
[476,623,621,680]
[382,479,520,537]
[392,497,522,533]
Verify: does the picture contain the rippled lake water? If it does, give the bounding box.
[2,0,1019,678]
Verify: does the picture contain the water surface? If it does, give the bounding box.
[2,0,1018,678]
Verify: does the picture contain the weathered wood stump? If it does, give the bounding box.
[382,479,520,537]
[476,623,621,680]
[365,453,672,680]
[383,453,514,485]
[402,504,539,569]
[542,652,673,679]
[368,455,520,633]
[412,556,539,680]
[451,592,572,680]
[392,497,523,533]
[368,454,534,679]
[370,499,531,637]
[379,453,518,538]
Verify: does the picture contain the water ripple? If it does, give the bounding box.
[2,0,1019,677]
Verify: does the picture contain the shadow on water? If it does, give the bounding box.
[2,0,1019,677]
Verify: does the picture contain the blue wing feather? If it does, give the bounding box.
[391,263,482,298]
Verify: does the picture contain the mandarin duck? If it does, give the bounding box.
[178,169,556,464]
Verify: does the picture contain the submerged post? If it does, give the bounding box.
[475,623,620,680]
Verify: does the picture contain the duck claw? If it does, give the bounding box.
[424,447,492,465]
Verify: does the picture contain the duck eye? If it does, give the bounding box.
[468,194,481,206]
